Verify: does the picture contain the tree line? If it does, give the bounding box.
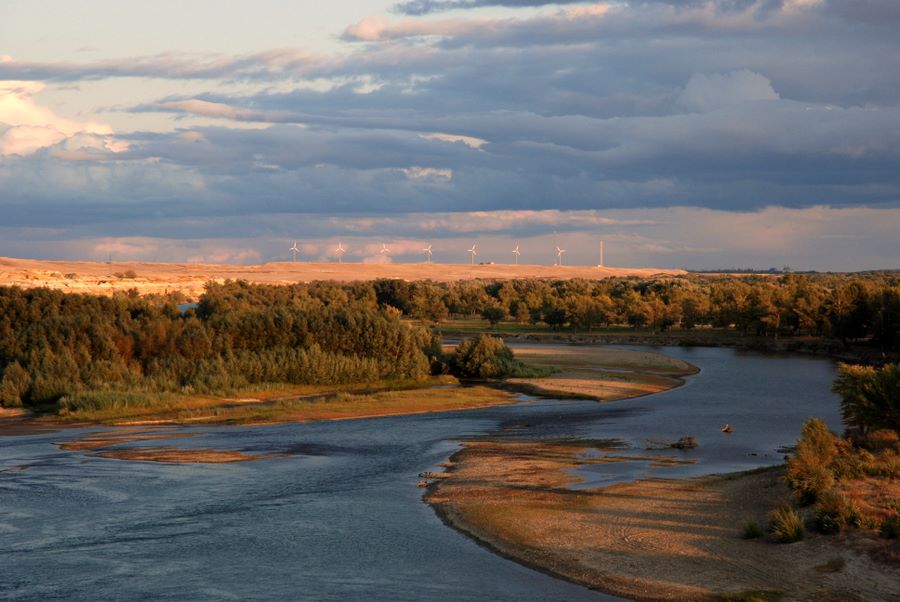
[372,272,899,350]
[1,272,897,409]
[0,282,438,408]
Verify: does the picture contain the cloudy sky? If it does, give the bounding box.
[1,0,898,270]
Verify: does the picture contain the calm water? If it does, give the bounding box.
[0,347,840,601]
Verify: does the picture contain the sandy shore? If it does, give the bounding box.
[0,256,686,299]
[426,441,899,601]
[507,344,698,401]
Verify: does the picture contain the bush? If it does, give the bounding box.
[769,505,805,543]
[880,515,900,539]
[740,522,764,539]
[0,361,30,407]
[786,418,837,504]
[451,335,517,378]
[859,429,900,453]
[58,390,163,413]
[814,491,859,534]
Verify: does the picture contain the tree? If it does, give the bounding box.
[481,303,507,329]
[833,363,900,436]
[452,335,516,378]
[0,361,30,407]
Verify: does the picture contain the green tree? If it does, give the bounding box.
[452,335,516,378]
[833,363,900,436]
[0,361,30,407]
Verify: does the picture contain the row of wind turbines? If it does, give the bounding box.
[288,240,606,267]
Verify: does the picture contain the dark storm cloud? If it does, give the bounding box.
[2,0,900,254]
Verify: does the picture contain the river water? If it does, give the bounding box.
[0,347,840,601]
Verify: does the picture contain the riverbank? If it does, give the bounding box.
[438,321,897,364]
[4,345,694,460]
[426,442,900,601]
[505,343,697,401]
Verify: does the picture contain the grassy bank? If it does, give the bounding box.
[42,376,518,426]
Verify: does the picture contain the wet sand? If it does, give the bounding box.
[426,437,899,600]
[507,344,698,401]
[92,447,283,463]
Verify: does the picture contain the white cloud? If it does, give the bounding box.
[401,166,453,180]
[0,80,122,156]
[420,132,487,148]
[678,70,779,113]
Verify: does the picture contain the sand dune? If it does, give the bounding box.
[0,256,686,299]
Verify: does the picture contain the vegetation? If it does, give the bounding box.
[782,363,899,541]
[785,418,837,504]
[833,362,900,435]
[769,505,805,543]
[449,335,550,379]
[373,272,900,351]
[740,522,764,539]
[0,281,438,412]
[2,271,898,418]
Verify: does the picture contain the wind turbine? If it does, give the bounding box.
[467,243,477,265]
[512,242,521,265]
[556,245,566,266]
[380,242,391,256]
[335,241,346,263]
[289,241,300,262]
[423,244,433,264]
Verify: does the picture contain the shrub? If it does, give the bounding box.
[58,390,162,413]
[880,515,900,539]
[814,491,859,534]
[0,361,30,407]
[786,418,837,504]
[740,522,764,539]
[769,505,805,543]
[451,335,517,378]
[860,429,900,453]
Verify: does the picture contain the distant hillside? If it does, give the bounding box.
[0,257,687,300]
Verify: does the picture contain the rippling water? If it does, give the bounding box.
[0,347,840,601]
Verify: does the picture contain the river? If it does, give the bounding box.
[0,346,841,601]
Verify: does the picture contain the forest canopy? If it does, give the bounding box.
[1,272,897,410]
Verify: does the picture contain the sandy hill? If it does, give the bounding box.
[0,257,687,300]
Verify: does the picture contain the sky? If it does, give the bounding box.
[1,0,898,271]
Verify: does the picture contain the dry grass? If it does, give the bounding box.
[0,256,686,299]
[49,381,516,426]
[196,385,517,424]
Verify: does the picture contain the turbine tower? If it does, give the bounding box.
[467,243,477,265]
[335,241,346,263]
[423,244,433,264]
[599,240,604,267]
[289,241,300,262]
[556,245,566,266]
[512,242,521,265]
